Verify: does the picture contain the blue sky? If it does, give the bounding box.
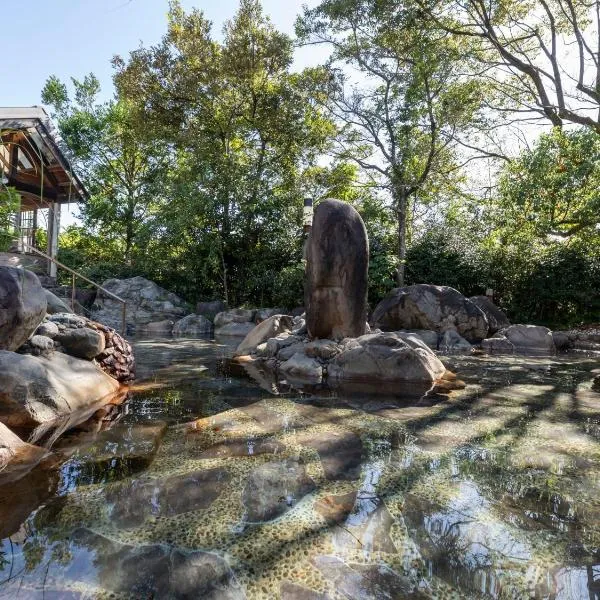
[1,0,322,107]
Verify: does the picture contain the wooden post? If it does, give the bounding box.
[46,202,61,278]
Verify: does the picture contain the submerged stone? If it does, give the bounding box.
[56,421,167,484]
[18,528,247,599]
[312,555,422,600]
[281,582,332,600]
[108,467,231,527]
[296,430,363,480]
[242,459,316,522]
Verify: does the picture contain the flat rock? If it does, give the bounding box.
[281,582,331,600]
[0,350,121,427]
[242,459,316,522]
[312,555,422,600]
[236,314,294,356]
[331,496,397,553]
[108,467,231,527]
[0,266,47,351]
[214,309,256,329]
[296,430,363,480]
[314,491,357,524]
[277,341,306,362]
[482,336,515,354]
[198,438,285,459]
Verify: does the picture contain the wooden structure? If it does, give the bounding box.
[0,107,87,278]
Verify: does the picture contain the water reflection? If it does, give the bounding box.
[0,339,599,599]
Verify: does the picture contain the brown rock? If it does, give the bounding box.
[305,199,368,341]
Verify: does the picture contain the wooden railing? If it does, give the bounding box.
[20,242,127,335]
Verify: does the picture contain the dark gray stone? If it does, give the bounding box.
[372,284,488,342]
[57,327,105,359]
[196,300,227,322]
[44,288,73,315]
[469,295,510,335]
[0,267,47,351]
[173,314,213,335]
[305,199,368,341]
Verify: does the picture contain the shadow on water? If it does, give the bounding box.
[1,337,600,598]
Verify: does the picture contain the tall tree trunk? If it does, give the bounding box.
[396,187,408,287]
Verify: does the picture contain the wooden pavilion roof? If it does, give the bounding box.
[0,107,88,210]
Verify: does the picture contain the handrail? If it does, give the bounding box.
[20,242,127,335]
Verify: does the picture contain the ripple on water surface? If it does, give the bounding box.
[0,338,599,599]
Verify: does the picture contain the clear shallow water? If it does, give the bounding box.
[0,338,599,599]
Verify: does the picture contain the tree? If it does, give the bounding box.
[496,127,600,240]
[112,0,336,304]
[41,74,170,263]
[0,187,20,251]
[297,0,482,285]
[428,0,600,133]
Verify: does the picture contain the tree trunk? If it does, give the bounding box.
[396,187,408,287]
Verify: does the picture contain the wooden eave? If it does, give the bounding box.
[0,107,88,208]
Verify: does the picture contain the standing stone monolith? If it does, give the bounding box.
[305,199,368,340]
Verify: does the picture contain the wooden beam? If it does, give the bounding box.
[8,178,57,201]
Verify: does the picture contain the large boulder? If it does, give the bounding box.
[214,308,256,336]
[195,300,226,322]
[44,288,74,315]
[305,199,369,340]
[173,314,213,336]
[372,284,488,343]
[236,314,294,356]
[0,422,46,477]
[469,295,510,335]
[214,308,256,329]
[0,267,47,351]
[91,276,189,331]
[0,350,121,427]
[328,332,446,383]
[496,324,556,354]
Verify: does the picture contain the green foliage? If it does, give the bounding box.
[404,226,600,327]
[0,187,19,251]
[497,128,600,240]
